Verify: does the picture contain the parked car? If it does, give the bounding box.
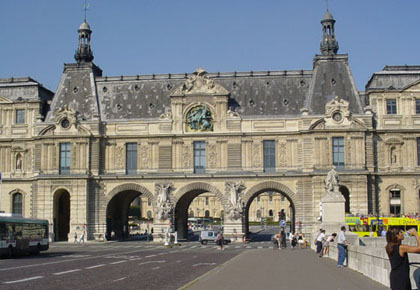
[199,230,231,245]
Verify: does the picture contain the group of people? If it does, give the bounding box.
[315,226,349,268]
[272,231,309,249]
[73,231,85,245]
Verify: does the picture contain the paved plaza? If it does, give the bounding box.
[0,240,390,290]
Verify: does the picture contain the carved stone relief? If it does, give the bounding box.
[116,146,124,169]
[140,145,150,169]
[182,145,192,168]
[278,141,287,167]
[208,144,217,168]
[171,68,229,96]
[252,143,261,167]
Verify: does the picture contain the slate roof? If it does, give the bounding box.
[0,77,54,102]
[366,65,420,91]
[96,70,313,121]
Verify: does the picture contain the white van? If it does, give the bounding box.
[199,231,231,245]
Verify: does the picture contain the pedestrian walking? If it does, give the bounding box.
[73,232,78,243]
[289,231,297,249]
[386,226,420,290]
[337,226,350,268]
[216,232,224,251]
[298,233,304,248]
[322,233,336,257]
[275,232,281,250]
[79,231,85,245]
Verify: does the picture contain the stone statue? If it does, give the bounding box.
[325,166,339,193]
[225,181,245,221]
[16,154,22,170]
[187,105,213,131]
[155,183,174,220]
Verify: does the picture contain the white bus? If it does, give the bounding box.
[0,213,49,258]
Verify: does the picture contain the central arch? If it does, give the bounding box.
[105,183,154,240]
[243,181,297,235]
[174,182,227,240]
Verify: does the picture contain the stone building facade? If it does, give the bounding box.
[0,11,418,241]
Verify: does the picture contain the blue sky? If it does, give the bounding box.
[2,0,419,92]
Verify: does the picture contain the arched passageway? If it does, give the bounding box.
[244,189,295,236]
[106,190,142,240]
[340,186,350,214]
[53,189,70,241]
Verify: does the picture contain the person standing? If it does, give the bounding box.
[316,229,326,255]
[289,231,297,249]
[386,227,420,290]
[216,232,224,251]
[73,232,78,243]
[280,230,287,249]
[337,226,349,268]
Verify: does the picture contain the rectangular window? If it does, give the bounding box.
[126,143,137,174]
[263,140,275,172]
[205,197,209,206]
[269,195,273,204]
[417,138,420,166]
[332,137,345,168]
[416,100,420,114]
[59,142,71,174]
[281,196,285,202]
[193,141,206,173]
[386,99,397,114]
[15,109,25,124]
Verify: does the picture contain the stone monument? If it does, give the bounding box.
[320,166,346,234]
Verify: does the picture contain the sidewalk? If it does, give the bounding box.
[181,248,389,290]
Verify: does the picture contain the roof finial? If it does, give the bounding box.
[83,0,89,22]
[326,0,329,10]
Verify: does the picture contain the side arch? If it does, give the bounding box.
[106,183,155,203]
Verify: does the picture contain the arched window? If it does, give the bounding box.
[269,209,273,217]
[205,210,210,218]
[256,210,261,219]
[147,211,152,220]
[12,193,22,214]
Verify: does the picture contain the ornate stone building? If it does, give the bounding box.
[0,11,418,241]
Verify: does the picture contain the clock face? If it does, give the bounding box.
[332,112,342,122]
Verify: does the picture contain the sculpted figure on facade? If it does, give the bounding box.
[186,105,213,132]
[325,166,340,193]
[16,153,23,171]
[171,68,229,96]
[155,183,174,220]
[225,181,245,221]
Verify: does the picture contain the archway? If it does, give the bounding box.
[174,183,226,240]
[243,182,296,237]
[53,189,70,241]
[340,186,350,214]
[105,184,154,240]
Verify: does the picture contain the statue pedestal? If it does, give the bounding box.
[223,221,244,242]
[320,192,346,235]
[152,221,171,243]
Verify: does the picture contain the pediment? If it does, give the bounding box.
[384,137,404,145]
[0,96,12,103]
[171,68,229,96]
[403,79,420,92]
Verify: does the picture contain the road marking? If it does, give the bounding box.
[190,246,197,248]
[152,267,160,270]
[192,256,197,258]
[60,254,91,258]
[235,246,240,248]
[113,277,127,282]
[247,246,252,248]
[110,260,127,265]
[176,260,182,263]
[193,263,216,267]
[53,269,81,275]
[129,257,143,261]
[169,250,179,253]
[3,276,44,284]
[145,254,156,258]
[138,260,165,266]
[258,246,263,249]
[86,264,106,269]
[145,245,154,248]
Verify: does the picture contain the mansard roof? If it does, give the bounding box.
[0,77,54,102]
[366,65,420,91]
[95,70,313,121]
